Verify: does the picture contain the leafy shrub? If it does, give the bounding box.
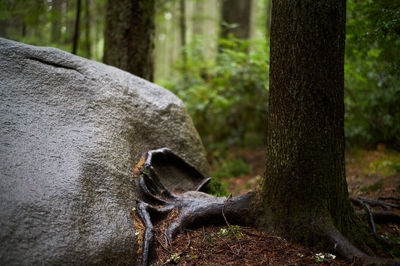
[206,178,229,197]
[211,158,252,180]
[345,0,400,150]
[159,37,269,151]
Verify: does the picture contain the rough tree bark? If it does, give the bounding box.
[103,0,155,81]
[261,0,389,261]
[133,0,398,265]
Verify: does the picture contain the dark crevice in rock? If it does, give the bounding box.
[26,56,83,75]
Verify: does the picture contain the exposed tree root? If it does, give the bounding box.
[135,174,255,265]
[319,222,398,265]
[351,196,400,250]
[133,149,400,265]
[354,197,400,211]
[351,197,377,233]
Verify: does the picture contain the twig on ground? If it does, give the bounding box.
[215,233,237,256]
[186,231,191,250]
[222,194,243,256]
[156,237,172,254]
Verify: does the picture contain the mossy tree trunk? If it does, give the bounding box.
[262,0,379,255]
[103,0,155,81]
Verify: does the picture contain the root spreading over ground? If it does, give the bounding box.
[133,148,400,265]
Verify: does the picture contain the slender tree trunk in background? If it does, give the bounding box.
[21,21,26,37]
[179,0,188,86]
[93,0,104,60]
[265,0,272,38]
[0,21,7,37]
[66,0,74,45]
[179,0,187,68]
[85,0,91,58]
[220,0,252,39]
[72,0,81,54]
[51,0,62,43]
[192,0,204,36]
[261,0,379,253]
[103,0,155,81]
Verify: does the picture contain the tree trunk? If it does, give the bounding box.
[179,0,187,68]
[21,21,26,37]
[85,0,91,58]
[220,0,252,39]
[265,0,272,38]
[103,0,155,81]
[51,0,62,43]
[261,0,379,254]
[0,19,8,37]
[72,0,81,55]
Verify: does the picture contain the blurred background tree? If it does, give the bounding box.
[0,0,399,154]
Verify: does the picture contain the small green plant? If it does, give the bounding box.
[218,225,242,239]
[390,247,400,258]
[170,253,180,264]
[360,181,384,194]
[228,225,242,239]
[218,228,229,237]
[206,233,216,244]
[313,252,336,263]
[206,157,252,197]
[206,179,229,197]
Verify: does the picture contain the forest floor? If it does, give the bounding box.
[153,147,400,265]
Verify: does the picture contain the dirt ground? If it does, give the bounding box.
[145,147,400,265]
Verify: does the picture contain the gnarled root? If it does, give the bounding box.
[135,174,256,265]
[133,149,257,265]
[319,223,399,265]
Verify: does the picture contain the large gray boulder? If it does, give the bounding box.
[0,38,208,265]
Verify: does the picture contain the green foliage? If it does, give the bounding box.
[0,0,106,61]
[359,181,383,194]
[206,155,252,197]
[159,36,269,151]
[390,247,400,258]
[211,158,252,180]
[345,0,400,150]
[218,225,242,239]
[170,253,181,264]
[206,178,229,197]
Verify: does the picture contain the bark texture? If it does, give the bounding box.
[103,0,155,81]
[262,0,375,252]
